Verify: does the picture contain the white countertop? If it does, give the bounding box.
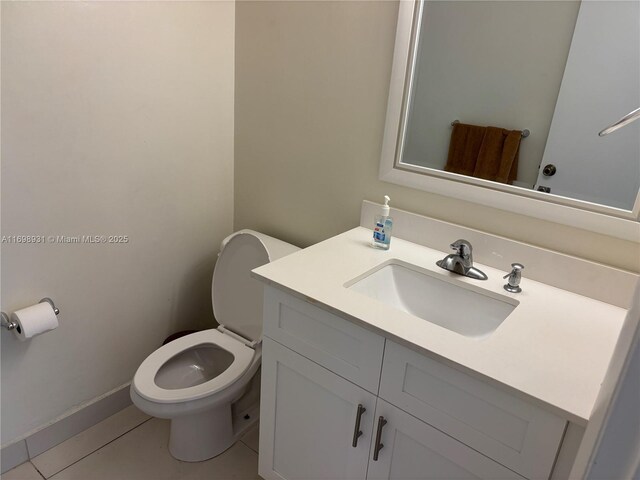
[253,227,628,425]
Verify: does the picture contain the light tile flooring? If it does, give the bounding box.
[3,406,260,480]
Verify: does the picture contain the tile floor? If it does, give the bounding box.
[3,406,260,480]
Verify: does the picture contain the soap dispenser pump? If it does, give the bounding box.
[372,195,393,250]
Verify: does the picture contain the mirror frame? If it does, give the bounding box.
[380,1,640,242]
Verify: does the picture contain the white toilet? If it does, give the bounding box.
[130,230,299,462]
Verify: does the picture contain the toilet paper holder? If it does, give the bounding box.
[1,298,60,331]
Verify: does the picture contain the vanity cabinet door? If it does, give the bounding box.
[259,337,377,480]
[366,399,524,480]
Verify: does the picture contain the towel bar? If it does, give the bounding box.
[598,107,640,136]
[451,120,530,138]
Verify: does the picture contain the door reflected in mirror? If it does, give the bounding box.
[391,0,639,211]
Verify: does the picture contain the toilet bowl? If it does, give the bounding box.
[130,230,299,462]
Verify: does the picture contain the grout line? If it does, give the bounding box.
[30,461,47,480]
[239,439,258,455]
[46,417,153,479]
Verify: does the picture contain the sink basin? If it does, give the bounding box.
[346,261,517,339]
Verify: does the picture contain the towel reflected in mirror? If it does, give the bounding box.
[444,122,522,185]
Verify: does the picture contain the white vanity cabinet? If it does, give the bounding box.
[260,338,377,480]
[259,287,568,480]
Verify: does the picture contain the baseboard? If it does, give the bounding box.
[1,382,132,473]
[0,440,29,474]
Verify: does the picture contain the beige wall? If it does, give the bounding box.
[1,1,234,444]
[234,0,639,272]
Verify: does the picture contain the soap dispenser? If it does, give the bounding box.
[372,195,393,250]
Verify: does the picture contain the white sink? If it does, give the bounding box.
[346,261,517,339]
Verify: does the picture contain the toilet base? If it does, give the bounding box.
[169,403,234,462]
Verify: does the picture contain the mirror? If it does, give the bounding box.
[380,0,640,240]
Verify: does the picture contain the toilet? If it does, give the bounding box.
[130,230,299,462]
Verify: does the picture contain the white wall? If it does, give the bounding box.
[1,1,234,445]
[234,0,639,272]
[403,1,579,187]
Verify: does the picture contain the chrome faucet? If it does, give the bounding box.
[436,239,488,280]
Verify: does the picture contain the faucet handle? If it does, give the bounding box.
[503,263,524,293]
[450,239,472,257]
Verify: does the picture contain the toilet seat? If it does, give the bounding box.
[132,329,254,404]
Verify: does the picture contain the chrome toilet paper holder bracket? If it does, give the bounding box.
[1,298,60,331]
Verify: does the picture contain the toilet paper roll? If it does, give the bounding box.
[11,302,59,341]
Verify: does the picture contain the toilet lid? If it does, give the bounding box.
[212,232,269,342]
[132,329,254,403]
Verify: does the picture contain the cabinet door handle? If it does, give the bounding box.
[351,404,367,447]
[372,416,387,461]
